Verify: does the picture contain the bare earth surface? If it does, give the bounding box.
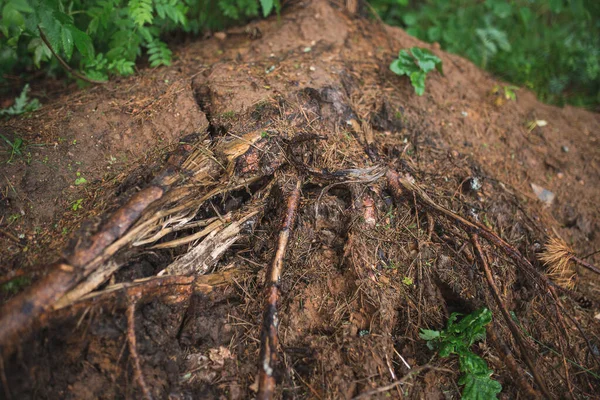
[1,1,599,399]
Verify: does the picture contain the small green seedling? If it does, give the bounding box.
[0,133,24,164]
[420,308,501,400]
[0,85,41,117]
[74,172,87,185]
[390,47,443,96]
[502,85,519,101]
[491,85,519,104]
[71,198,84,211]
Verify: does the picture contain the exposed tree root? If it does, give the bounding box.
[470,233,551,398]
[1,74,598,399]
[384,167,598,396]
[486,327,541,400]
[49,269,241,322]
[257,179,302,400]
[0,138,267,356]
[126,297,153,400]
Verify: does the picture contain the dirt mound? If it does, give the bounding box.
[1,1,599,399]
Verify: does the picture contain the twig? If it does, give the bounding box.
[470,234,552,399]
[38,27,107,85]
[486,326,541,399]
[548,286,600,369]
[393,348,412,370]
[351,365,452,399]
[581,249,600,260]
[386,170,563,294]
[257,179,302,400]
[126,297,153,400]
[571,256,600,275]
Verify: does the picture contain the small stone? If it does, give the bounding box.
[461,111,468,117]
[464,177,482,192]
[557,172,564,179]
[214,32,227,40]
[309,66,316,71]
[561,145,569,153]
[531,183,555,206]
[303,46,312,53]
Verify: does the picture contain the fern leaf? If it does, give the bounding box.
[147,39,171,67]
[128,0,153,27]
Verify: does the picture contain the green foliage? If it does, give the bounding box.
[390,47,442,95]
[0,84,40,117]
[71,198,84,210]
[0,0,279,88]
[371,0,600,108]
[1,276,31,295]
[147,39,172,67]
[420,308,502,400]
[0,133,24,163]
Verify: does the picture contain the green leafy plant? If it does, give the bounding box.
[0,0,280,88]
[371,0,600,108]
[71,198,83,210]
[0,84,41,117]
[74,172,87,185]
[0,133,24,163]
[390,47,443,95]
[420,308,502,400]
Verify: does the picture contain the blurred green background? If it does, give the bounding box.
[370,0,600,108]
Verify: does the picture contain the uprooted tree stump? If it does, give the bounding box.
[1,1,600,399]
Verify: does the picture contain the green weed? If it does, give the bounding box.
[8,213,21,224]
[420,308,502,400]
[71,198,83,211]
[74,171,87,185]
[390,47,443,95]
[0,133,24,163]
[0,84,41,117]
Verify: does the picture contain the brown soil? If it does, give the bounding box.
[1,1,599,399]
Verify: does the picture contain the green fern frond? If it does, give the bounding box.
[128,0,153,27]
[147,39,171,67]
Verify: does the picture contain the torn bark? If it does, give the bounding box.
[257,179,302,400]
[160,210,260,276]
[0,183,167,357]
[0,140,263,356]
[47,270,241,325]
